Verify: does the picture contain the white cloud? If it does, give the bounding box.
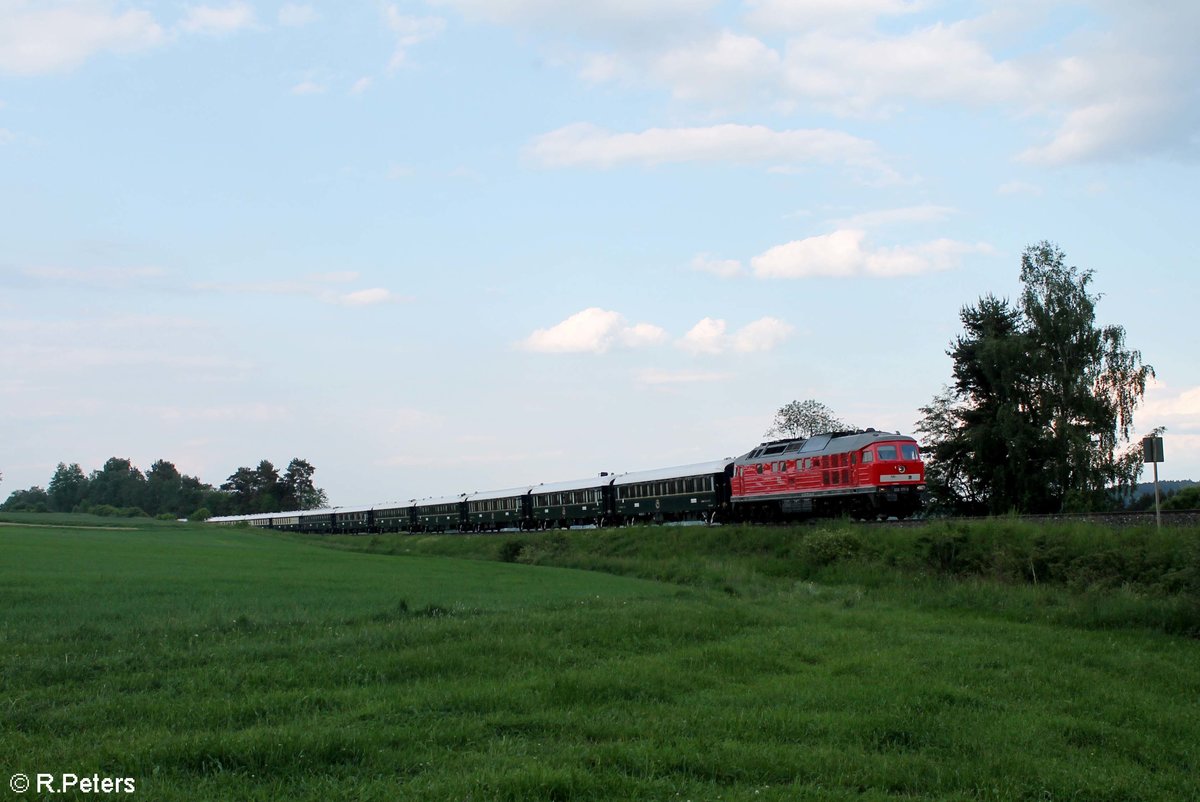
[179,2,256,35]
[339,288,400,306]
[731,317,793,352]
[520,308,667,354]
[744,0,925,32]
[429,0,714,40]
[277,3,317,27]
[527,123,894,179]
[647,31,782,106]
[779,23,1027,117]
[290,80,325,95]
[1141,382,1200,430]
[750,230,989,279]
[0,1,165,75]
[191,275,406,306]
[350,76,373,95]
[690,253,744,278]
[679,317,727,355]
[1017,96,1174,166]
[383,6,445,70]
[829,204,956,228]
[678,316,793,354]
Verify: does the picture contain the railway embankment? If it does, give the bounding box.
[296,516,1200,638]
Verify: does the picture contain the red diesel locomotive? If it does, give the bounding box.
[731,428,925,519]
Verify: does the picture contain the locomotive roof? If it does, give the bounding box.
[736,429,917,464]
[612,458,733,486]
[465,485,537,502]
[531,475,616,494]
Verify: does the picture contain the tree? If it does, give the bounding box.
[765,399,851,439]
[219,459,314,513]
[220,466,261,514]
[48,462,89,512]
[146,459,196,517]
[86,458,146,510]
[917,242,1154,514]
[281,458,328,510]
[1,486,50,512]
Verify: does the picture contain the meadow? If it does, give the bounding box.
[1,515,1198,801]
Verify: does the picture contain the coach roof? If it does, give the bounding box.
[531,475,616,494]
[612,459,732,486]
[465,485,537,502]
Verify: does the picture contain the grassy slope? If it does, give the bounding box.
[2,518,1198,801]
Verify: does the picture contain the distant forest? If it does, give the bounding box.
[0,458,328,520]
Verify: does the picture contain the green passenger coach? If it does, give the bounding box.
[529,475,614,529]
[612,459,733,525]
[465,486,533,531]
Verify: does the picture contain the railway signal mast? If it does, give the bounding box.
[1142,435,1165,530]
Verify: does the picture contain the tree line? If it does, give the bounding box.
[0,457,328,520]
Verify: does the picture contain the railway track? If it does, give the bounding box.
[888,508,1200,528]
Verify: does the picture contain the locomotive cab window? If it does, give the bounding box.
[861,450,873,463]
[901,444,919,460]
[877,445,898,460]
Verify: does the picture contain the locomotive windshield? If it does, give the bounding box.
[874,443,920,461]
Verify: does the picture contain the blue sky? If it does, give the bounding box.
[2,0,1197,504]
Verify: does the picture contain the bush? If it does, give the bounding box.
[1164,486,1200,511]
[801,528,862,566]
[497,539,525,563]
[156,513,177,521]
[191,507,212,522]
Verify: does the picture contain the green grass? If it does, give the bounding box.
[2,517,1199,800]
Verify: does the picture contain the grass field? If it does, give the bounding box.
[2,517,1198,801]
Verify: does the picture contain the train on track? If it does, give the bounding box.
[208,428,926,533]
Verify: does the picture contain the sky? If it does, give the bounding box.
[1,0,1198,506]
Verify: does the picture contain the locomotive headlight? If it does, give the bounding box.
[917,484,927,491]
